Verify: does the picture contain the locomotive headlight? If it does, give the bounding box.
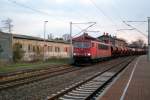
[87,53,91,56]
[73,53,76,55]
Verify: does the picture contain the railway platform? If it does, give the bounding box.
[98,55,150,100]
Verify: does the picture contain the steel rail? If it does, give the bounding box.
[47,57,135,100]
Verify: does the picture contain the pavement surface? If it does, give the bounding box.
[99,55,150,100]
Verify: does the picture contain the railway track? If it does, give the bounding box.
[0,57,133,92]
[47,57,135,100]
[0,65,81,90]
[0,64,70,78]
[0,57,125,90]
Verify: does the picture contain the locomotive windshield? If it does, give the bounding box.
[73,42,91,48]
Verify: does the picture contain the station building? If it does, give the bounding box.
[0,32,71,62]
[98,33,128,47]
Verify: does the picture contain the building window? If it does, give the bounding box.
[28,45,31,52]
[28,44,33,52]
[33,46,36,52]
[36,46,40,52]
[20,44,22,48]
[64,47,68,52]
[48,46,53,52]
[55,47,60,52]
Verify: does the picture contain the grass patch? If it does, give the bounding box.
[46,58,70,64]
[0,58,70,73]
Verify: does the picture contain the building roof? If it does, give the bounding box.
[0,32,69,44]
[98,35,126,42]
[13,34,70,44]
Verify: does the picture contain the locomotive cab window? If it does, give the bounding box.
[73,42,91,48]
[55,47,60,52]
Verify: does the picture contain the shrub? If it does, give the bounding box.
[13,43,25,62]
[0,45,3,55]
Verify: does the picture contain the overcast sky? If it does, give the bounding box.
[0,0,149,43]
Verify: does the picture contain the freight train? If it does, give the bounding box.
[72,33,146,64]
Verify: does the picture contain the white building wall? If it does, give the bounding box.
[13,38,70,61]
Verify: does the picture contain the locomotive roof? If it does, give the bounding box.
[73,33,113,46]
[72,33,99,42]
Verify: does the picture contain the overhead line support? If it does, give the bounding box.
[148,17,150,61]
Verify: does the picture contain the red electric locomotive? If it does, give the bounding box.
[73,33,111,63]
[72,33,146,64]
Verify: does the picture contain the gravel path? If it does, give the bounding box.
[0,57,127,100]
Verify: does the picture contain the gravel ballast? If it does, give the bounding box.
[0,57,128,100]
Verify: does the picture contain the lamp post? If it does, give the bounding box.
[43,21,48,61]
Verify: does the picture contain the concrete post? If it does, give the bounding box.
[148,17,150,61]
[70,22,73,62]
[43,21,48,61]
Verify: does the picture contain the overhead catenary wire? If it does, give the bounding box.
[6,0,101,38]
[123,21,147,37]
[126,21,147,22]
[6,0,147,40]
[111,1,148,38]
[110,0,126,22]
[74,23,100,32]
[73,22,97,37]
[89,0,125,37]
[7,0,118,30]
[107,1,135,36]
[125,21,148,33]
[7,0,94,21]
[7,0,54,17]
[6,0,120,34]
[89,0,118,27]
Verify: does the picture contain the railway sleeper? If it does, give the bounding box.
[82,83,104,87]
[61,94,86,99]
[75,88,96,92]
[59,97,79,100]
[68,92,91,97]
[100,72,115,77]
[82,82,103,85]
[75,88,96,93]
[82,81,104,85]
[71,90,93,95]
[77,85,99,89]
[92,76,111,81]
[78,86,98,90]
[80,85,100,89]
[81,84,101,87]
[70,90,93,95]
[86,81,105,84]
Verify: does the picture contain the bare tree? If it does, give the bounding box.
[1,18,13,33]
[55,37,63,40]
[129,39,145,48]
[62,34,71,41]
[48,33,53,40]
